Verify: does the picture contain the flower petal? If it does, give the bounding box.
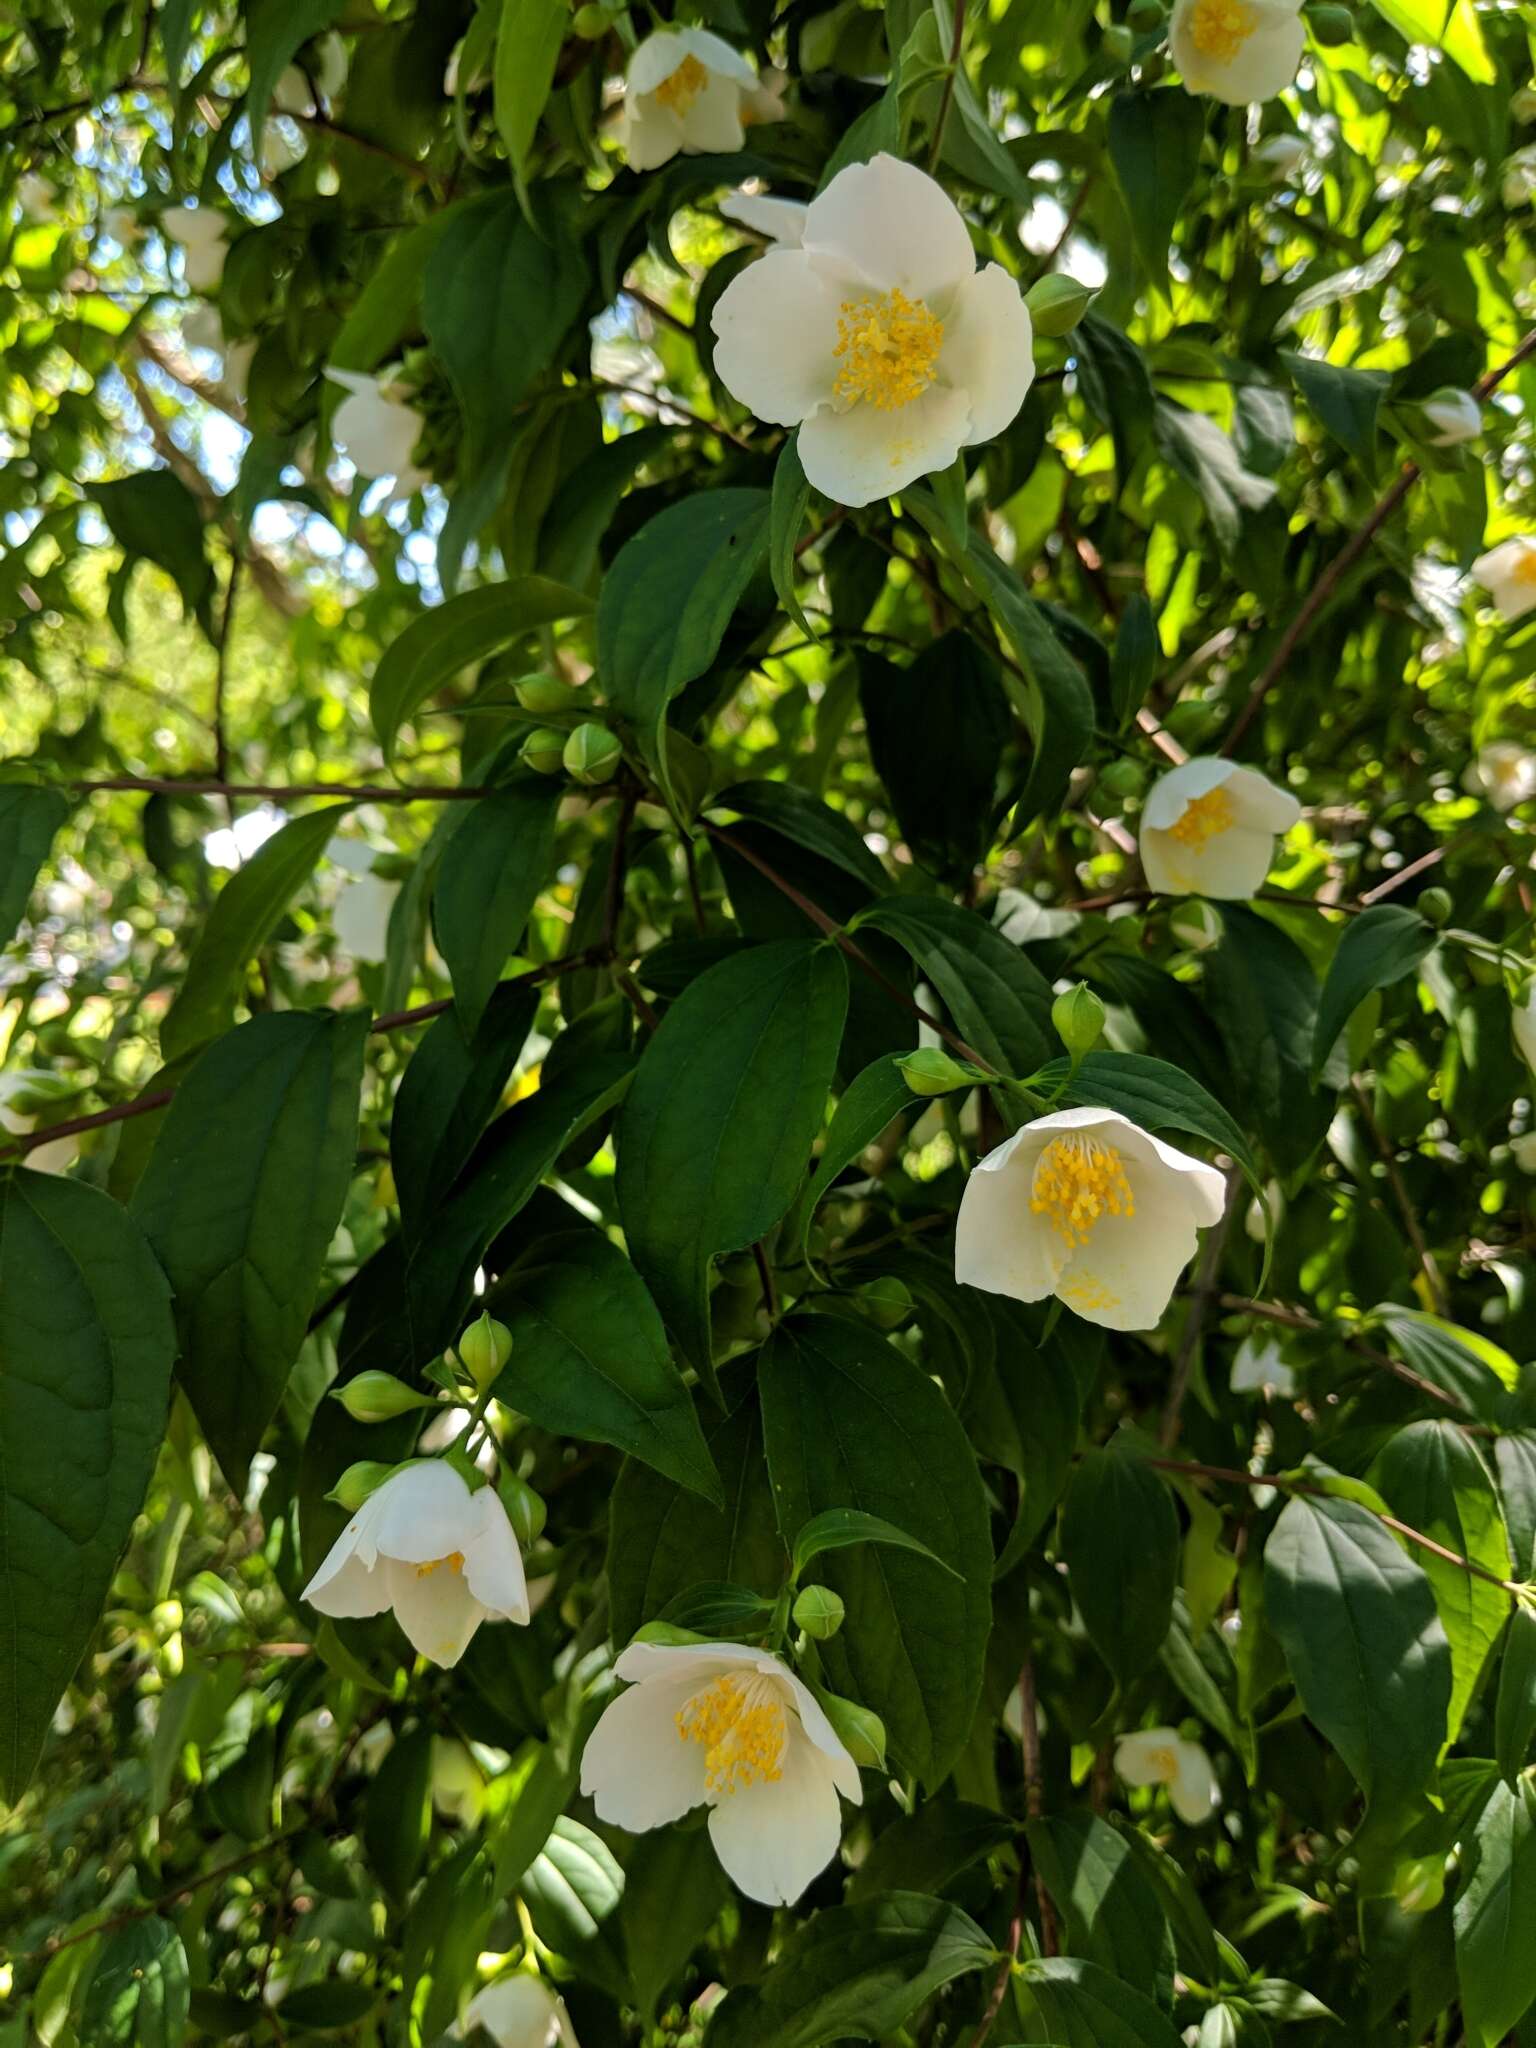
[955,1125,1069,1305]
[706,1733,847,1904]
[462,1976,565,2048]
[680,69,748,154]
[383,1554,487,1668]
[798,383,972,506]
[1114,1728,1180,1787]
[1168,1738,1220,1824]
[1141,819,1277,899]
[1171,0,1303,102]
[303,1544,389,1619]
[677,25,759,86]
[365,1460,475,1566]
[802,153,976,303]
[1141,757,1236,831]
[768,1665,863,1802]
[578,1672,708,1831]
[1226,764,1302,834]
[939,263,1035,446]
[462,1485,532,1625]
[710,250,843,426]
[720,192,811,245]
[1055,1161,1203,1330]
[334,387,424,481]
[622,96,686,170]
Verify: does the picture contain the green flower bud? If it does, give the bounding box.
[514,672,580,714]
[458,1310,512,1392]
[816,1689,886,1769]
[1097,757,1146,799]
[1137,46,1168,80]
[1170,899,1223,952]
[1417,885,1453,926]
[792,1584,845,1640]
[499,1472,547,1549]
[1052,982,1106,1060]
[896,1046,983,1096]
[1024,271,1099,338]
[573,2,610,35]
[1127,0,1165,27]
[331,1371,435,1422]
[521,727,568,776]
[1394,1853,1445,1915]
[1306,2,1353,42]
[326,1459,395,1510]
[563,723,623,786]
[1102,20,1135,60]
[1514,85,1536,123]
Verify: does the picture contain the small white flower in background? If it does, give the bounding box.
[260,119,307,179]
[955,1106,1227,1332]
[162,204,229,291]
[580,1640,862,1906]
[1420,387,1481,447]
[459,1976,579,2048]
[0,1072,77,1176]
[1511,1132,1536,1174]
[1169,0,1304,104]
[720,188,810,245]
[622,29,760,171]
[303,1459,530,1667]
[1473,537,1536,623]
[326,368,430,491]
[102,204,142,246]
[328,839,399,962]
[274,32,347,114]
[1115,1727,1220,1824]
[1513,984,1536,1077]
[182,303,258,403]
[1503,146,1536,209]
[1139,757,1301,900]
[1230,1330,1297,1396]
[1244,1177,1283,1242]
[16,172,57,221]
[1466,740,1536,812]
[710,153,1035,507]
[1251,131,1307,177]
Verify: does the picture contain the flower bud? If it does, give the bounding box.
[331,1370,435,1422]
[499,1472,547,1548]
[515,672,580,714]
[1417,885,1452,926]
[792,1584,845,1640]
[326,1460,395,1510]
[1306,3,1353,42]
[1097,756,1145,799]
[1419,387,1481,447]
[632,1620,708,1647]
[1170,899,1223,952]
[1127,0,1165,27]
[521,727,568,776]
[1024,272,1099,338]
[1514,86,1536,123]
[1511,1132,1536,1174]
[152,1598,183,1638]
[1102,21,1134,61]
[1394,1853,1445,1915]
[1052,982,1105,1060]
[816,1689,886,1769]
[459,1311,512,1392]
[573,2,610,34]
[563,723,623,785]
[897,1046,983,1096]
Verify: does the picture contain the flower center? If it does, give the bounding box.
[1188,0,1259,58]
[833,289,944,412]
[655,53,709,113]
[1513,549,1536,587]
[1167,785,1236,849]
[1148,1745,1178,1781]
[676,1674,787,1796]
[415,1551,464,1578]
[1031,1135,1134,1249]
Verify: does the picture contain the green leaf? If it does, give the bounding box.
[523,1816,630,2005]
[1200,906,1328,1175]
[659,1580,779,1636]
[1154,404,1282,565]
[1074,316,1155,489]
[487,1740,575,1895]
[488,1225,720,1501]
[0,1170,176,1801]
[494,0,567,175]
[770,433,816,636]
[364,1723,434,1905]
[960,1302,1080,1568]
[0,784,69,949]
[1014,1954,1181,2047]
[1498,1433,1536,1577]
[791,1053,917,1260]
[434,780,561,1033]
[615,940,847,1377]
[1107,90,1205,294]
[369,579,594,766]
[1280,350,1390,471]
[819,79,902,186]
[792,1506,959,1579]
[1061,1446,1180,1686]
[853,896,1053,1076]
[1454,1776,1536,2047]
[1026,1813,1177,2008]
[858,635,1010,881]
[846,1799,1015,1902]
[540,425,670,590]
[1109,591,1158,730]
[1369,0,1494,80]
[159,803,350,1062]
[622,1827,729,2024]
[758,1313,993,1783]
[243,0,345,132]
[1263,1492,1451,1816]
[711,780,889,894]
[94,469,216,637]
[1496,1605,1536,1784]
[1311,905,1436,1080]
[329,215,455,376]
[708,1892,997,2048]
[80,1917,190,2047]
[278,1981,381,2033]
[1374,1306,1517,1421]
[1039,1049,1260,1193]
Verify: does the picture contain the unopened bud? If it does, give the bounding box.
[459,1311,512,1392]
[1394,1853,1445,1915]
[1419,387,1481,447]
[1417,885,1452,926]
[1127,0,1165,27]
[573,2,610,35]
[499,1472,547,1549]
[331,1371,435,1422]
[327,1460,394,1510]
[521,727,567,776]
[632,1620,708,1647]
[152,1598,183,1637]
[897,1046,983,1096]
[792,1584,845,1640]
[1171,899,1223,952]
[1052,982,1105,1060]
[1024,271,1099,338]
[1514,86,1536,123]
[1306,3,1353,42]
[563,723,623,785]
[817,1689,886,1769]
[1102,21,1134,61]
[514,672,580,714]
[1098,757,1145,799]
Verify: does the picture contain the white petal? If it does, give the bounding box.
[1224,764,1302,834]
[766,1665,863,1802]
[677,25,759,85]
[461,1485,532,1625]
[612,1640,769,1686]
[955,1125,1069,1305]
[1171,0,1304,102]
[334,387,424,481]
[366,1460,476,1565]
[1513,989,1536,1076]
[939,263,1035,447]
[1168,1739,1220,1824]
[710,250,843,426]
[384,1554,488,1667]
[334,872,398,962]
[303,1543,389,1619]
[462,1976,566,2048]
[679,69,747,154]
[1142,757,1237,832]
[1125,1125,1229,1226]
[802,153,976,303]
[798,383,972,507]
[1141,819,1277,899]
[1054,1161,1203,1331]
[621,97,686,170]
[578,1672,708,1831]
[720,192,810,245]
[628,30,699,92]
[706,1732,847,1904]
[1114,1728,1181,1788]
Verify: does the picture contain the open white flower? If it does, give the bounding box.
[1466,741,1536,812]
[622,29,760,171]
[1139,757,1301,900]
[1474,537,1536,623]
[1513,984,1536,1076]
[955,1106,1227,1332]
[1170,0,1304,104]
[580,1640,862,1906]
[710,154,1034,507]
[326,368,429,491]
[1421,387,1481,447]
[1251,131,1307,178]
[720,189,810,245]
[162,204,229,291]
[460,1977,578,2048]
[303,1459,530,1667]
[1115,1727,1220,1824]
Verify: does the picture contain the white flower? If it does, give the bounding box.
[1466,741,1536,812]
[274,32,347,113]
[720,188,810,245]
[460,1977,578,2048]
[579,1640,862,1906]
[1420,387,1481,447]
[260,119,307,178]
[1169,0,1304,104]
[1504,146,1536,209]
[1115,1727,1220,1824]
[1251,131,1307,177]
[955,1105,1227,1332]
[303,1460,530,1667]
[332,859,399,962]
[710,153,1034,507]
[622,29,760,171]
[1139,757,1301,900]
[1473,537,1536,623]
[326,368,430,490]
[1511,1132,1536,1174]
[1514,984,1536,1077]
[162,205,229,291]
[182,305,257,402]
[1230,1331,1296,1396]
[102,204,141,246]
[16,172,56,222]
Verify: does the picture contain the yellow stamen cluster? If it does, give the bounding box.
[833,289,944,412]
[1188,0,1259,58]
[1146,1745,1179,1782]
[1031,1135,1134,1248]
[415,1550,465,1578]
[1513,548,1536,587]
[1168,785,1236,849]
[676,1675,786,1796]
[655,53,709,113]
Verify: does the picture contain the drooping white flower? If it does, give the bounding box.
[325,368,430,490]
[710,153,1035,507]
[1251,131,1307,178]
[1115,1727,1220,1824]
[1169,0,1305,104]
[720,189,810,245]
[1466,741,1536,812]
[579,1640,862,1906]
[182,304,257,403]
[621,29,760,171]
[1420,387,1481,447]
[162,204,229,291]
[1139,757,1301,900]
[16,172,57,222]
[459,1977,578,2048]
[260,119,307,178]
[1513,984,1536,1076]
[955,1105,1227,1332]
[303,1459,530,1667]
[1230,1331,1297,1396]
[1473,537,1536,623]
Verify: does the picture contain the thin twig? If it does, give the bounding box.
[1214,1292,1463,1409]
[1349,1079,1447,1314]
[927,0,968,175]
[752,1240,779,1320]
[593,378,755,453]
[65,776,492,802]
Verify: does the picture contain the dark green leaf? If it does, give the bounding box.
[711,780,889,894]
[80,1917,189,2047]
[435,780,561,1033]
[364,1724,434,1905]
[790,1053,917,1260]
[1201,907,1329,1174]
[1026,1813,1177,2007]
[94,469,216,636]
[846,1800,1015,1902]
[792,1506,958,1579]
[771,433,815,636]
[1311,905,1435,1080]
[1107,90,1206,292]
[1496,1606,1536,1784]
[854,896,1053,1077]
[243,0,345,131]
[1037,1049,1259,1192]
[858,636,1010,881]
[1281,350,1390,470]
[494,0,567,174]
[622,1826,729,2024]
[523,1816,630,2004]
[1375,1306,1516,1423]
[1454,1776,1536,2048]
[1110,592,1158,730]
[1013,1954,1181,2047]
[1061,1447,1179,1686]
[0,784,69,949]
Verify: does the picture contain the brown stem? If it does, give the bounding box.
[65,776,491,802]
[1214,1292,1462,1409]
[211,555,240,801]
[752,1239,780,1320]
[1349,1078,1447,1314]
[927,0,968,174]
[593,378,755,454]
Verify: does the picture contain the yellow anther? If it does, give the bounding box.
[655,53,709,113]
[675,1674,787,1796]
[1031,1135,1134,1249]
[1147,1745,1179,1780]
[1188,0,1259,58]
[833,289,944,412]
[415,1550,465,1579]
[1514,549,1536,587]
[1167,785,1236,849]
